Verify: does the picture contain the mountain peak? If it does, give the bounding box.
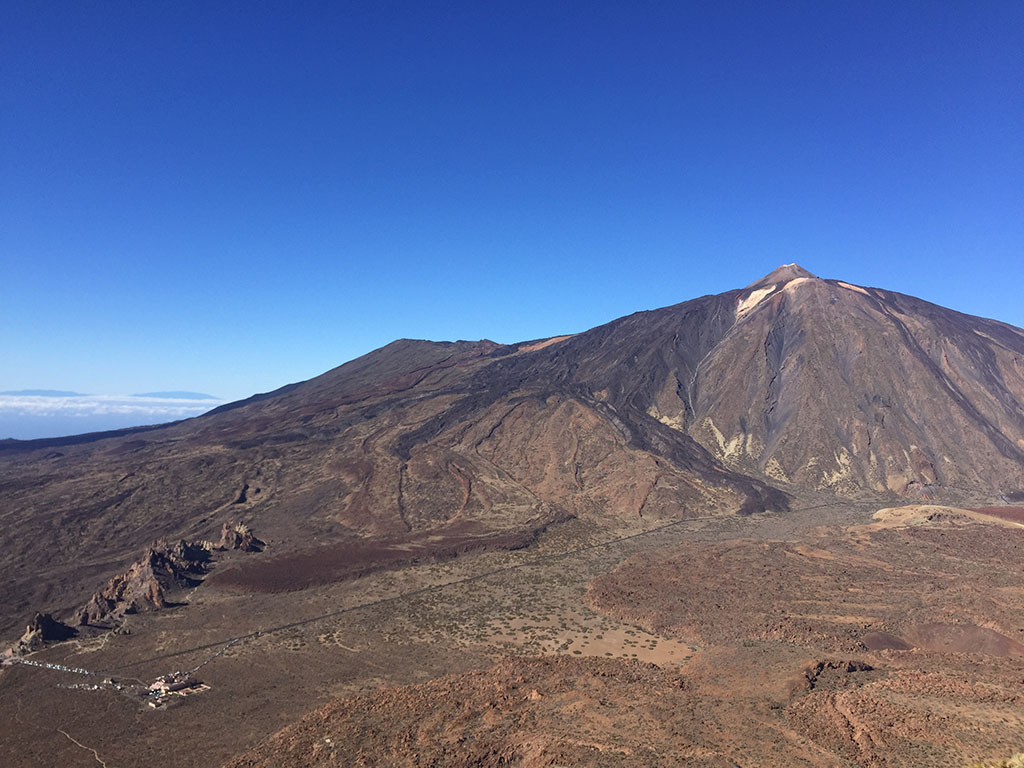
[745,264,817,290]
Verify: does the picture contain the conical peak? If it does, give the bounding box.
[744,263,817,290]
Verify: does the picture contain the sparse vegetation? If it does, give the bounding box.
[969,754,1024,768]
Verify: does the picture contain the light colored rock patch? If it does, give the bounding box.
[702,418,746,458]
[782,277,814,292]
[763,457,788,482]
[820,447,855,488]
[867,505,1024,530]
[885,472,909,494]
[517,334,576,353]
[838,281,870,295]
[723,434,745,458]
[735,286,777,316]
[871,504,969,528]
[704,417,727,453]
[646,405,686,432]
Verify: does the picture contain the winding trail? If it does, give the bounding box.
[57,729,110,768]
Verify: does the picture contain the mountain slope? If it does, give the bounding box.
[2,266,1023,637]
[688,267,1024,495]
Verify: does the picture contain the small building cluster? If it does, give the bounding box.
[146,673,209,707]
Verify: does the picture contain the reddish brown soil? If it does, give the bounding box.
[206,516,566,593]
[586,524,1024,653]
[222,654,820,768]
[973,506,1024,524]
[862,631,913,651]
[863,624,1024,657]
[223,646,1024,768]
[903,622,1024,657]
[582,520,1024,765]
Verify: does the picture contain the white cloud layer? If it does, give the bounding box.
[0,394,226,419]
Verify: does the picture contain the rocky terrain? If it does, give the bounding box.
[2,266,1024,766]
[210,506,1024,768]
[586,507,1024,654]
[4,613,76,657]
[2,522,262,660]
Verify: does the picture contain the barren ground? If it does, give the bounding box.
[2,502,1023,767]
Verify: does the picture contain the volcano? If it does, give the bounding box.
[3,265,1024,635]
[4,266,1024,768]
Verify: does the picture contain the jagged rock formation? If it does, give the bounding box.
[802,659,875,691]
[3,613,76,657]
[1,266,1023,637]
[4,522,263,653]
[217,522,264,552]
[77,539,211,626]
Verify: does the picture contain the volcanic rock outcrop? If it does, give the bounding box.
[3,521,264,657]
[3,613,76,657]
[77,539,212,626]
[217,522,264,552]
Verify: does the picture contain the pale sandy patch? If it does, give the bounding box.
[736,286,776,316]
[838,281,870,295]
[518,335,575,353]
[791,545,836,561]
[484,612,695,666]
[646,405,686,431]
[866,504,1024,530]
[782,276,814,293]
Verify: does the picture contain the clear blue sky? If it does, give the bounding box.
[2,1,1022,401]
